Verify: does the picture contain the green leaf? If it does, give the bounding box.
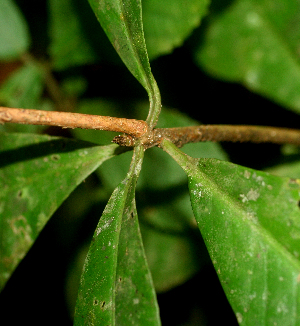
[72,99,223,295]
[0,0,30,60]
[0,132,120,291]
[74,146,160,325]
[137,103,227,292]
[195,0,300,113]
[87,0,161,127]
[162,139,300,325]
[48,0,97,70]
[143,0,209,60]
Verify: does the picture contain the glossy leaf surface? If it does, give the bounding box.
[87,0,160,127]
[0,132,119,290]
[163,139,300,325]
[74,146,160,325]
[0,0,30,60]
[195,0,300,113]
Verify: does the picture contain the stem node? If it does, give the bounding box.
[1,107,300,148]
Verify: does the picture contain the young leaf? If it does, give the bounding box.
[0,0,30,60]
[87,0,161,127]
[195,0,300,113]
[162,139,300,325]
[74,146,160,325]
[0,132,120,291]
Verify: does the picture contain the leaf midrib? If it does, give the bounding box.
[189,159,300,273]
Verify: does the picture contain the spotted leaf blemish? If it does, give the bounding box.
[240,188,260,203]
[244,170,251,179]
[95,217,115,236]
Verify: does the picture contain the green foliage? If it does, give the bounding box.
[163,139,300,325]
[1,0,300,325]
[75,146,160,325]
[196,0,300,113]
[0,132,121,290]
[142,0,209,60]
[87,0,161,127]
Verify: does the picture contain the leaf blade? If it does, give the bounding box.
[0,132,119,291]
[195,0,300,113]
[143,0,210,60]
[162,139,300,325]
[87,0,161,127]
[88,0,149,90]
[74,145,160,325]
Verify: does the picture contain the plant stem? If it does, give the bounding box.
[1,106,300,148]
[145,78,161,129]
[0,107,148,138]
[147,125,300,148]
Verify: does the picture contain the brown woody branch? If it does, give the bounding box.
[0,107,148,138]
[1,107,300,148]
[147,125,300,148]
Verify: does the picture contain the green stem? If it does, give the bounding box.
[145,77,161,129]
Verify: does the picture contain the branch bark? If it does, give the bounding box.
[0,107,148,138]
[148,125,300,148]
[1,106,300,148]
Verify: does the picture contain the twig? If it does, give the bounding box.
[147,125,300,148]
[1,107,300,148]
[0,107,148,138]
